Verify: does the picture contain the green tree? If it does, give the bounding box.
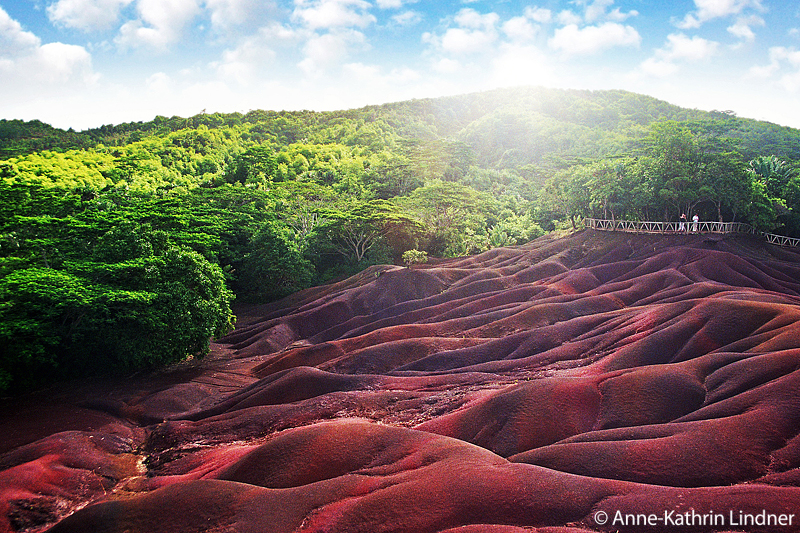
[365,151,423,199]
[537,168,590,230]
[323,199,418,264]
[489,213,544,244]
[402,249,428,267]
[701,152,750,222]
[227,145,276,185]
[0,235,234,394]
[635,121,703,220]
[746,156,793,231]
[586,160,637,224]
[398,180,492,256]
[236,222,315,302]
[273,182,337,248]
[750,155,793,198]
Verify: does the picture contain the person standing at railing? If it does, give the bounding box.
[679,213,686,233]
[692,213,699,233]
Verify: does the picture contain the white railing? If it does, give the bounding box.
[585,218,800,248]
[764,233,800,247]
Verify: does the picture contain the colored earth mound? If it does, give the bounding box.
[2,230,800,533]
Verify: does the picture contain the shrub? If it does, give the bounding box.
[402,249,428,267]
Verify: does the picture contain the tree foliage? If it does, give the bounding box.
[236,222,314,302]
[537,119,782,233]
[0,221,234,394]
[402,249,428,267]
[322,199,420,264]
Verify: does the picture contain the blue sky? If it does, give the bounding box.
[1,0,800,130]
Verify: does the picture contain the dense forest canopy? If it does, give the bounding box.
[2,86,800,394]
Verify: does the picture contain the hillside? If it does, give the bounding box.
[4,87,800,167]
[2,230,800,532]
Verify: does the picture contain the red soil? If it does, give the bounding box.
[3,230,800,532]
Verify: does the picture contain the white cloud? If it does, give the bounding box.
[205,0,274,32]
[214,31,280,84]
[557,10,582,26]
[638,33,719,77]
[146,71,173,93]
[421,4,638,91]
[639,57,680,78]
[454,8,498,29]
[727,15,764,41]
[554,0,637,26]
[749,46,800,82]
[524,6,552,24]
[1,7,40,53]
[751,47,800,92]
[677,0,764,29]
[47,0,133,32]
[287,0,376,79]
[431,57,461,74]
[440,26,496,55]
[502,16,537,42]
[342,61,380,79]
[548,22,640,56]
[298,29,366,76]
[424,8,499,56]
[36,43,97,83]
[51,0,275,36]
[664,33,719,61]
[264,21,303,42]
[376,0,415,9]
[679,14,701,29]
[584,0,613,23]
[292,0,375,31]
[747,63,777,78]
[727,22,752,41]
[115,0,202,49]
[606,7,638,23]
[116,20,164,48]
[0,6,97,88]
[140,0,202,33]
[392,10,421,26]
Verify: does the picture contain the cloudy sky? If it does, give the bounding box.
[1,0,800,130]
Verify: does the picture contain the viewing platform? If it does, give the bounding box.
[585,218,800,248]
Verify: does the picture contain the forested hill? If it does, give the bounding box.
[4,87,691,160]
[4,86,800,164]
[2,85,800,394]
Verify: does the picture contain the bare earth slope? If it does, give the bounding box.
[3,230,800,532]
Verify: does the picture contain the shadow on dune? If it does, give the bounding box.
[3,230,800,532]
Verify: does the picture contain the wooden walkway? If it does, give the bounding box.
[585,218,800,248]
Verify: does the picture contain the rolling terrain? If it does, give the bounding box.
[3,229,800,532]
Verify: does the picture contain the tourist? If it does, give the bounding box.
[679,213,686,233]
[692,213,699,233]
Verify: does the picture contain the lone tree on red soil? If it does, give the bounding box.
[323,199,420,264]
[402,249,427,267]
